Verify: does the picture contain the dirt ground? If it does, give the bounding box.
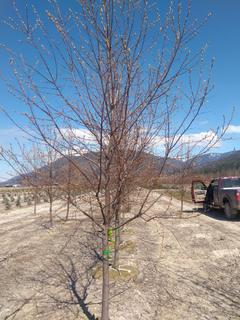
[0,191,239,320]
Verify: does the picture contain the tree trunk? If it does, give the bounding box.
[180,190,184,213]
[113,212,120,269]
[101,225,110,320]
[66,157,71,221]
[34,190,37,215]
[49,161,53,227]
[65,192,70,221]
[49,189,53,227]
[180,175,184,214]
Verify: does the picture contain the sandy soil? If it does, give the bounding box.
[0,191,239,320]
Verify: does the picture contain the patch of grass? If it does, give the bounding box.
[122,228,134,235]
[119,240,136,253]
[166,189,192,203]
[147,184,179,190]
[93,264,139,281]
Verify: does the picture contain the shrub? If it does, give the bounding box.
[27,197,32,205]
[23,193,27,202]
[4,197,11,210]
[16,195,21,208]
[2,194,6,204]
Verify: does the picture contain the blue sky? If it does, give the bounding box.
[190,0,240,145]
[0,0,240,180]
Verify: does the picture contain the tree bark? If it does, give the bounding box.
[101,225,110,320]
[49,160,53,227]
[49,189,53,227]
[65,157,71,221]
[113,212,120,269]
[65,192,70,221]
[34,189,37,215]
[180,175,184,214]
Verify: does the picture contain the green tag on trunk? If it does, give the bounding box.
[108,228,113,238]
[102,248,110,256]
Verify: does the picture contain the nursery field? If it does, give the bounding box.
[0,188,48,211]
[0,189,240,320]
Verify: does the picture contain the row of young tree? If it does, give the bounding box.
[1,190,48,210]
[0,1,229,319]
[1,140,86,224]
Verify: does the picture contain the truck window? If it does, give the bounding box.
[194,182,206,190]
[222,178,240,188]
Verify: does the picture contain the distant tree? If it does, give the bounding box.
[16,195,21,207]
[36,131,60,227]
[1,135,60,226]
[1,143,45,215]
[4,196,11,210]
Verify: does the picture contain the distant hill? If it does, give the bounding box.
[0,176,21,187]
[192,153,223,166]
[190,150,237,167]
[0,151,183,187]
[1,149,239,187]
[0,152,97,187]
[194,150,240,174]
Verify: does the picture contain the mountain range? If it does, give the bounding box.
[194,150,240,174]
[1,149,239,186]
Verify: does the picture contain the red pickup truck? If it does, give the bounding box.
[191,177,240,219]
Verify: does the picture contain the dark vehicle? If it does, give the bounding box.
[192,177,240,219]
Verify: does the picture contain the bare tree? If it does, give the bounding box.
[59,153,75,221]
[1,143,43,214]
[0,1,229,319]
[1,136,60,226]
[36,142,60,227]
[57,149,82,221]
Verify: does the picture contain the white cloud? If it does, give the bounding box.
[60,127,222,157]
[179,131,221,147]
[60,128,96,142]
[226,125,240,134]
[59,127,99,154]
[152,130,221,150]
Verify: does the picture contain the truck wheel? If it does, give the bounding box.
[224,202,237,220]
